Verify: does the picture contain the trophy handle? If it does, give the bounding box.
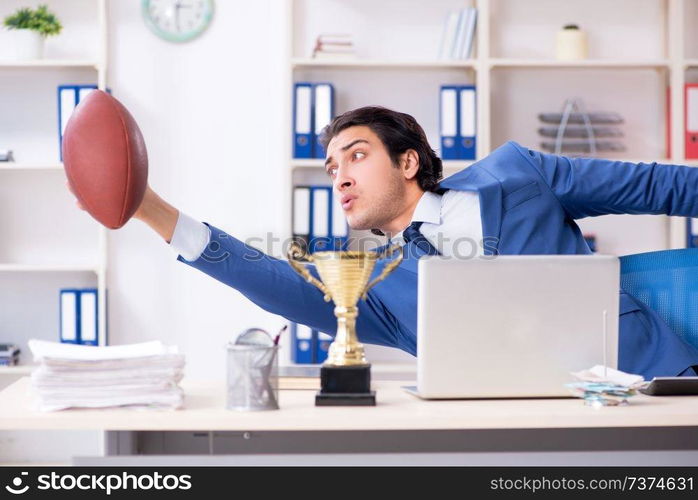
[361,244,403,299]
[287,243,332,302]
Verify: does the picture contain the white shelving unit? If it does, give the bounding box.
[0,0,109,465]
[0,60,99,68]
[287,0,698,258]
[0,163,64,171]
[0,0,109,372]
[488,58,670,68]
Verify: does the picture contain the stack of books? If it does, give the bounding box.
[0,343,20,366]
[312,33,356,60]
[438,7,478,60]
[28,339,185,412]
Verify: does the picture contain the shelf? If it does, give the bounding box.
[685,59,698,68]
[0,163,63,171]
[442,160,474,170]
[0,365,35,375]
[0,264,98,273]
[0,59,99,69]
[292,58,477,69]
[489,59,670,69]
[291,159,474,170]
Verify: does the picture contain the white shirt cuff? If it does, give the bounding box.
[170,211,211,262]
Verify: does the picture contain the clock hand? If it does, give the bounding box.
[174,0,181,32]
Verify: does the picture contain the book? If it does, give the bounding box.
[313,33,356,59]
[438,10,460,59]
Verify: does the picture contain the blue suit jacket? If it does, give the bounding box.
[179,141,698,379]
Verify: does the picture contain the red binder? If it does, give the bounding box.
[666,86,671,158]
[685,83,698,159]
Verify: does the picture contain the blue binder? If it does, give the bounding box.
[330,189,349,250]
[440,86,460,159]
[313,83,335,159]
[439,85,477,160]
[59,288,99,345]
[291,322,313,363]
[309,186,333,253]
[687,218,698,247]
[58,85,108,161]
[315,331,332,363]
[458,85,477,159]
[79,289,98,346]
[59,289,80,344]
[292,186,311,252]
[293,82,314,158]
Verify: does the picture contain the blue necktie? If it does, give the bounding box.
[402,221,439,256]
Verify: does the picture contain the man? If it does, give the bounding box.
[99,106,698,379]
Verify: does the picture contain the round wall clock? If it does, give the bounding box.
[142,0,214,43]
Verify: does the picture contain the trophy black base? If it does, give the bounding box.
[315,364,376,406]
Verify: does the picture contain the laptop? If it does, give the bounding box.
[405,255,619,399]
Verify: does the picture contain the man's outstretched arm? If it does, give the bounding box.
[133,186,180,243]
[514,144,698,220]
[116,186,401,348]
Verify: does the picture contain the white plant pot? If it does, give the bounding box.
[9,29,44,60]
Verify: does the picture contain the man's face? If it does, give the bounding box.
[325,125,406,231]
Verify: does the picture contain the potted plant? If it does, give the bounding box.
[3,5,62,60]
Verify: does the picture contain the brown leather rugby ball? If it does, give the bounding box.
[63,90,148,229]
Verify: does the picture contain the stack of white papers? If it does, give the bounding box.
[28,340,185,412]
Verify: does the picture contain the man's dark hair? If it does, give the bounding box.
[319,106,443,192]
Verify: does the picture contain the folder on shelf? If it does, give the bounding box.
[294,184,348,254]
[686,83,698,159]
[687,218,698,248]
[330,189,349,250]
[440,86,459,159]
[79,289,98,346]
[60,289,79,344]
[451,9,468,60]
[459,85,477,159]
[293,82,314,158]
[57,85,99,161]
[291,322,313,364]
[59,288,99,345]
[438,10,461,60]
[315,331,332,364]
[309,186,332,253]
[666,86,672,158]
[440,85,476,160]
[292,186,311,251]
[313,83,335,159]
[460,7,478,59]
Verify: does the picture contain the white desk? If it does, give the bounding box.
[1,377,698,465]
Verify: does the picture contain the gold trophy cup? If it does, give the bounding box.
[288,243,402,405]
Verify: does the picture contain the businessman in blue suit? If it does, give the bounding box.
[122,106,698,380]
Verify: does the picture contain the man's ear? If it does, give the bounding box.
[400,149,420,180]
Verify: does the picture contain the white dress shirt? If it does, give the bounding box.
[390,190,484,258]
[169,211,210,261]
[170,190,484,261]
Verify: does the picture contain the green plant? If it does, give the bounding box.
[3,5,62,37]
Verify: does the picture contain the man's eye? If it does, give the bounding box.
[327,166,337,177]
[353,151,365,160]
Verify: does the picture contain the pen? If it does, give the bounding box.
[273,325,288,345]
